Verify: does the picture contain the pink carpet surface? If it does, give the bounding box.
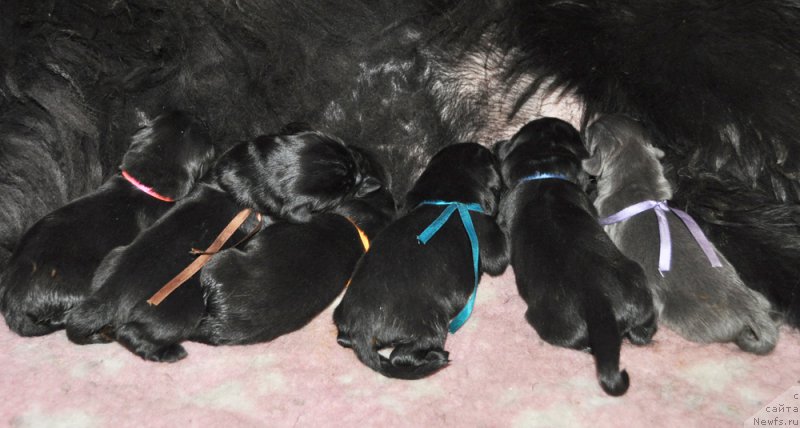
[1,270,797,428]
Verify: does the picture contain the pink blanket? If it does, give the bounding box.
[2,271,797,427]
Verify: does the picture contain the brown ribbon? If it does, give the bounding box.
[146,208,260,306]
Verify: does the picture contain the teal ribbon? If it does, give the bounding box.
[416,200,484,333]
[519,172,571,183]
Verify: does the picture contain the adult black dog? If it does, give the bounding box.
[0,111,214,337]
[496,118,656,396]
[65,130,383,361]
[2,2,799,332]
[334,143,508,379]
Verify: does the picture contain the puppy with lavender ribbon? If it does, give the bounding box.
[496,117,657,396]
[333,143,508,380]
[0,111,215,337]
[66,129,383,362]
[584,114,778,354]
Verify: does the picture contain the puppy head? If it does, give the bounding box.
[583,114,665,178]
[328,144,396,236]
[495,117,589,187]
[215,130,385,222]
[405,143,503,216]
[120,111,216,200]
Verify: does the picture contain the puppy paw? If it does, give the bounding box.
[626,313,658,346]
[336,331,353,348]
[735,320,778,355]
[144,344,188,363]
[115,322,188,362]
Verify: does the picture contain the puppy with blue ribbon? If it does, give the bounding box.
[334,143,508,380]
[496,118,656,396]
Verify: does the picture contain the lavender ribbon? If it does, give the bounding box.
[599,200,722,275]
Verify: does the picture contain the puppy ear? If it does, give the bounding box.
[492,139,513,161]
[582,152,604,177]
[651,146,666,160]
[285,202,313,223]
[355,176,382,197]
[583,119,613,176]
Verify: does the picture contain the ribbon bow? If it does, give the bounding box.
[599,200,722,275]
[416,200,484,333]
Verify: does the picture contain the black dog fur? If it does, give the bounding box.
[192,183,395,345]
[1,0,800,364]
[65,130,384,361]
[0,111,214,336]
[64,184,254,361]
[333,143,508,379]
[215,131,381,223]
[496,117,656,396]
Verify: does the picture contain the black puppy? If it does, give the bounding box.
[191,169,396,345]
[334,143,508,380]
[65,130,384,361]
[495,118,656,396]
[0,111,214,336]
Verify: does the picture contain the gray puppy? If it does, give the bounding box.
[583,114,778,355]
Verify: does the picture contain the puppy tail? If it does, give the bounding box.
[352,335,449,380]
[64,298,115,345]
[584,292,629,396]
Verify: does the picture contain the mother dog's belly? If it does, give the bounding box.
[430,46,585,145]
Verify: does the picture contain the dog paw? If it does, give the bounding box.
[336,331,353,348]
[626,314,658,346]
[144,344,188,363]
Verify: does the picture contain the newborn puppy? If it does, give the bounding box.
[192,165,396,345]
[334,143,509,380]
[0,111,214,336]
[65,130,384,362]
[584,114,778,354]
[496,118,656,396]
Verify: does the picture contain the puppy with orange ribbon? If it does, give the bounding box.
[191,145,395,346]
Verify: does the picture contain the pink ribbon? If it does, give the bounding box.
[121,170,175,202]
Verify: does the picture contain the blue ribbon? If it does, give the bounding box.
[416,200,484,333]
[519,172,571,183]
